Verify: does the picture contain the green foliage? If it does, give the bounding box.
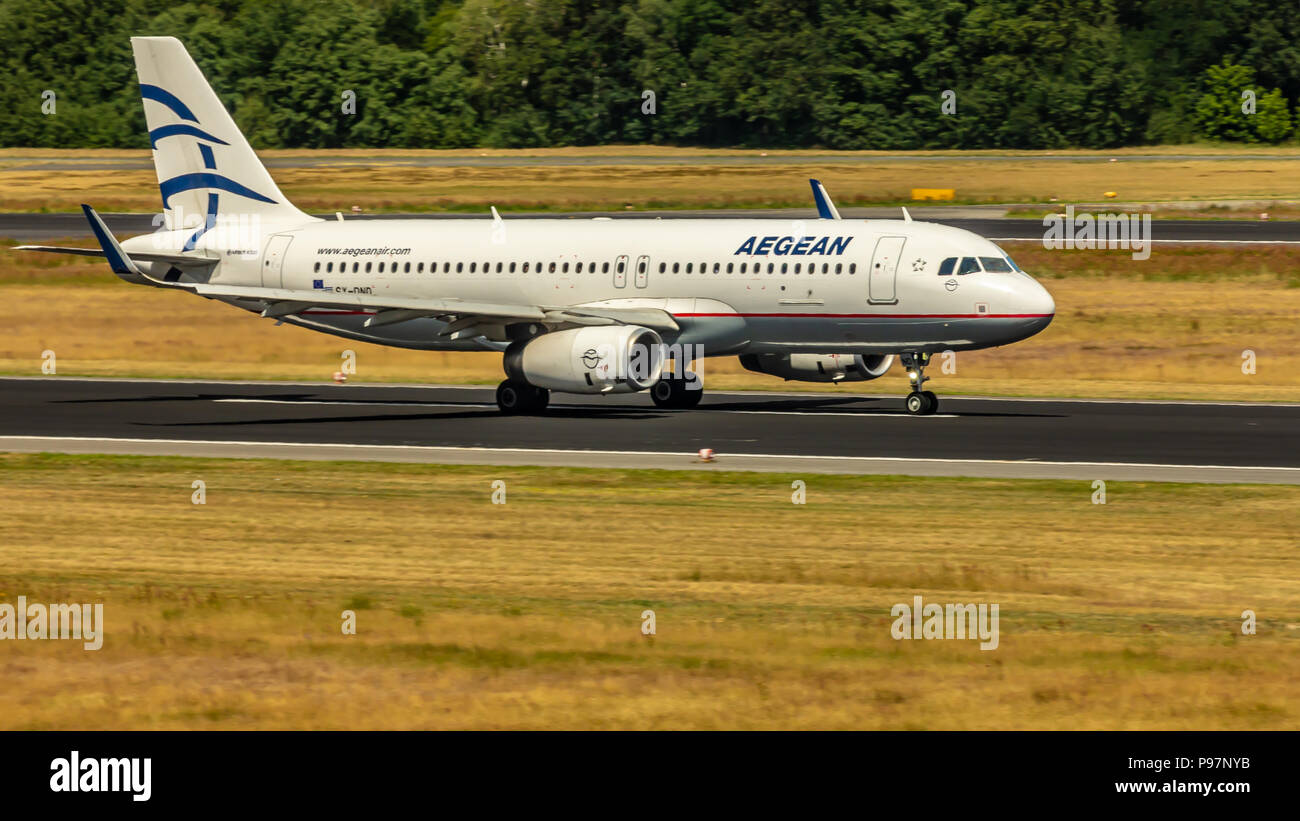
[1194,60,1294,143]
[1255,88,1293,143]
[0,0,1295,149]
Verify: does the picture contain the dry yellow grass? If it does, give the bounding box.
[0,453,1296,729]
[3,243,1299,401]
[2,146,1299,212]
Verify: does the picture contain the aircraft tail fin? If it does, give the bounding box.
[130,36,313,244]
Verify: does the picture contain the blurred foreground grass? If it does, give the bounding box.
[0,453,1296,729]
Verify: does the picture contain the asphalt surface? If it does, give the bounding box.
[3,378,1299,484]
[3,211,1299,243]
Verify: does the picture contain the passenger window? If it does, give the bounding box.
[549,262,556,273]
[713,262,720,273]
[617,260,625,273]
[849,263,856,274]
[602,262,609,273]
[456,262,463,273]
[326,262,333,273]
[938,257,956,275]
[958,257,980,275]
[740,263,747,274]
[313,261,320,273]
[638,260,646,273]
[404,262,410,273]
[686,263,692,273]
[562,262,569,273]
[659,262,666,273]
[673,262,679,273]
[443,262,450,273]
[378,262,385,273]
[365,262,372,273]
[781,263,788,274]
[793,263,800,274]
[726,263,733,273]
[416,262,423,273]
[835,263,842,274]
[523,262,530,273]
[767,263,774,273]
[979,256,1012,273]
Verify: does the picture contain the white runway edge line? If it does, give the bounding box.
[990,237,1300,245]
[3,435,1300,484]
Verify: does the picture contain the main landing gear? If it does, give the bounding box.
[496,379,549,414]
[900,352,939,415]
[650,375,703,409]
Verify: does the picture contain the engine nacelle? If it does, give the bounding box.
[738,353,895,383]
[506,325,664,394]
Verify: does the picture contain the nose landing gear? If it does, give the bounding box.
[900,352,939,415]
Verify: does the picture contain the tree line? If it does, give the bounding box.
[2,0,1298,150]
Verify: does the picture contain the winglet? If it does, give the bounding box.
[809,179,842,220]
[81,204,143,276]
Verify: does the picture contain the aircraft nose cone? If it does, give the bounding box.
[1026,277,1055,331]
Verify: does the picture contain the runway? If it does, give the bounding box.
[3,377,1299,484]
[2,211,1296,243]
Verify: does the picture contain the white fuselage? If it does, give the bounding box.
[125,215,1055,356]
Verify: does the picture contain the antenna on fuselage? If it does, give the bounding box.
[490,205,503,224]
[901,206,913,222]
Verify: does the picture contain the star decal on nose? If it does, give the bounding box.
[911,258,926,272]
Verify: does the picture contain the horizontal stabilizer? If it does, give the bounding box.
[14,245,219,267]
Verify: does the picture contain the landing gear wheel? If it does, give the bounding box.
[651,376,703,409]
[900,352,939,415]
[496,380,548,414]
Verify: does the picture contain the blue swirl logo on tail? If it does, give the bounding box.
[140,84,277,249]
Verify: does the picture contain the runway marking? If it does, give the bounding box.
[211,397,957,418]
[3,435,1298,473]
[990,237,1300,245]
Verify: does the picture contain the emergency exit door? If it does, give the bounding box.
[262,234,292,288]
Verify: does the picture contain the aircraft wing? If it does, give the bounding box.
[192,282,679,334]
[29,204,680,338]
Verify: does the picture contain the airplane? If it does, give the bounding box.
[19,36,1054,416]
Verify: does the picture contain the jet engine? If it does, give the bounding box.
[505,326,664,394]
[738,353,895,383]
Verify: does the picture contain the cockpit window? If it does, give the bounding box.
[938,257,956,276]
[957,257,980,275]
[1005,255,1022,272]
[979,256,1013,273]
